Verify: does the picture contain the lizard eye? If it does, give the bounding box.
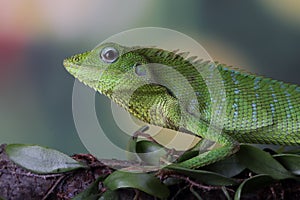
[100,47,119,63]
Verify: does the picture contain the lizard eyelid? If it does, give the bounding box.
[100,47,119,63]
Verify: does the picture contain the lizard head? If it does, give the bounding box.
[63,42,177,117]
[63,42,153,96]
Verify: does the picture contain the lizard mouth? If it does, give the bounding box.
[63,57,109,95]
[63,58,77,72]
[62,58,71,68]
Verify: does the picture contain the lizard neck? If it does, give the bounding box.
[110,85,182,130]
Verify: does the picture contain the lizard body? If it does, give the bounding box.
[63,42,300,168]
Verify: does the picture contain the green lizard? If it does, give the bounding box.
[63,42,300,168]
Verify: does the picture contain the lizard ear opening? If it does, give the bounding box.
[134,63,147,76]
[100,47,119,63]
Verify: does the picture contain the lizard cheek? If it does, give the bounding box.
[134,64,147,76]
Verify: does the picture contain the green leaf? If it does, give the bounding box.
[5,144,86,174]
[136,140,168,166]
[234,174,274,200]
[73,176,105,200]
[126,136,140,163]
[98,190,119,200]
[73,194,99,200]
[274,154,300,175]
[203,154,246,178]
[176,151,199,163]
[167,165,237,186]
[104,170,169,199]
[126,126,149,162]
[236,145,294,179]
[284,148,300,155]
[163,177,181,186]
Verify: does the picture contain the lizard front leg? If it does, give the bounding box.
[162,98,240,168]
[171,119,240,168]
[174,138,239,169]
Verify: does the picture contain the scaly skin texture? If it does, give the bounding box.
[63,42,300,168]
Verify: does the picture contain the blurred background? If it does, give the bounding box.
[1,0,300,156]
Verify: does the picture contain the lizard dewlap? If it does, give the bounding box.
[64,42,300,168]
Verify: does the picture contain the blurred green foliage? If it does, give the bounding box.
[1,0,300,158]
